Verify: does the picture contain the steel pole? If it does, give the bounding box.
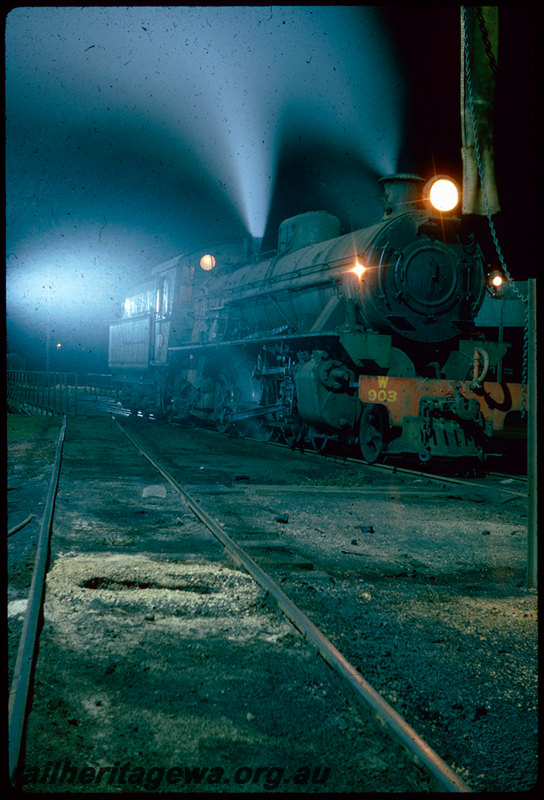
[527,279,537,588]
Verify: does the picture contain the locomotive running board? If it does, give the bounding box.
[168,330,340,353]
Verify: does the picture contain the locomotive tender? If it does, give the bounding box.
[108,173,524,462]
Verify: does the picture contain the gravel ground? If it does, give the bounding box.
[196,474,538,793]
[7,414,538,793]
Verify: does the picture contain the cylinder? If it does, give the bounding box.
[378,173,424,216]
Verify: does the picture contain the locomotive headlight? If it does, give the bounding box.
[424,175,460,213]
[200,254,216,271]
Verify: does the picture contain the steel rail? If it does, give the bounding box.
[8,514,38,538]
[358,459,527,497]
[487,472,526,483]
[115,419,471,793]
[8,415,67,785]
[257,435,528,498]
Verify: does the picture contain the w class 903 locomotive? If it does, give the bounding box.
[108,173,525,462]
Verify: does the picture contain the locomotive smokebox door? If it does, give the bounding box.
[359,216,485,343]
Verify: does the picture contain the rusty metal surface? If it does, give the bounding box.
[359,374,524,431]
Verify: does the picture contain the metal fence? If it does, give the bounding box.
[84,373,120,399]
[7,371,78,417]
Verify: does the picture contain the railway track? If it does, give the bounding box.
[89,391,527,483]
[109,394,528,489]
[7,415,537,792]
[116,420,471,792]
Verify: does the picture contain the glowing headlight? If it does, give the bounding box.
[424,175,460,213]
[352,260,366,279]
[200,254,216,271]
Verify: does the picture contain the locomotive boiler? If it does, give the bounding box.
[108,173,525,462]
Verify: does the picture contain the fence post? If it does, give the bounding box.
[527,278,537,588]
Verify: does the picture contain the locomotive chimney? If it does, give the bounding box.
[243,235,264,261]
[378,173,425,216]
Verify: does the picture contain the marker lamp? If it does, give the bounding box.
[200,254,216,271]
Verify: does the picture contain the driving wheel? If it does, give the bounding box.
[359,405,387,463]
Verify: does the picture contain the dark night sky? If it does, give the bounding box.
[5,5,536,371]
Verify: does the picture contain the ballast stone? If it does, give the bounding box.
[142,485,167,499]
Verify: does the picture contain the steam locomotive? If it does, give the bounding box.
[108,173,525,462]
